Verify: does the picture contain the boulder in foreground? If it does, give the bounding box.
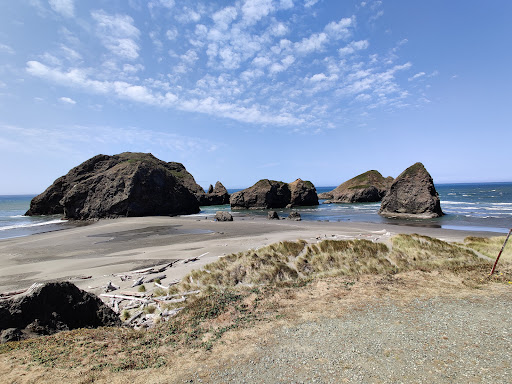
[323,170,393,203]
[0,282,121,342]
[26,152,202,219]
[230,179,318,209]
[379,162,444,219]
[214,211,233,221]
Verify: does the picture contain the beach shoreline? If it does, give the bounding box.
[0,215,503,296]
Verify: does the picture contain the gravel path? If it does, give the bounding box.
[195,293,512,383]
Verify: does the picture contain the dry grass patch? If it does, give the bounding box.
[464,235,512,263]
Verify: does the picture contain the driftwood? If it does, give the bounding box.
[125,310,143,325]
[146,274,166,283]
[183,252,209,264]
[105,281,120,292]
[101,294,149,303]
[131,276,144,287]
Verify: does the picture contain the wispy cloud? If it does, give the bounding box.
[91,10,141,60]
[49,0,75,18]
[0,43,15,55]
[59,96,76,104]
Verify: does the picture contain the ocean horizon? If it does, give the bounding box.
[1,182,511,240]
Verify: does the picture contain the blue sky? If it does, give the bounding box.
[0,0,511,194]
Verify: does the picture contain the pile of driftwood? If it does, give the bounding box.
[98,254,209,329]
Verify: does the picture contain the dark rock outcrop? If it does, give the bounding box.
[230,179,318,209]
[267,211,280,220]
[379,163,444,219]
[323,171,393,204]
[0,282,121,342]
[230,180,291,209]
[287,211,302,221]
[289,179,319,207]
[26,152,202,219]
[214,211,233,222]
[198,181,230,206]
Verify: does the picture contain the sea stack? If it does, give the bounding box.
[379,162,444,219]
[230,179,318,209]
[198,181,230,205]
[26,152,202,219]
[322,170,393,203]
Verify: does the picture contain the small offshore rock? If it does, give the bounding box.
[287,211,302,221]
[268,211,280,220]
[215,211,233,222]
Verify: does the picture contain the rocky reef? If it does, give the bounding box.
[379,162,444,219]
[321,170,393,203]
[230,179,318,209]
[26,152,202,219]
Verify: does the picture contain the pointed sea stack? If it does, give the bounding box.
[198,181,230,205]
[379,162,444,219]
[322,170,393,203]
[26,152,202,219]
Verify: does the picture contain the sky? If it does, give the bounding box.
[0,0,511,194]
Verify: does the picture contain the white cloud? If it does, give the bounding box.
[304,0,319,7]
[59,96,76,104]
[176,7,201,24]
[295,32,328,54]
[241,0,274,25]
[91,10,141,60]
[408,71,425,81]
[0,43,15,55]
[338,39,369,56]
[212,6,238,30]
[49,0,74,18]
[325,17,354,39]
[166,28,178,40]
[279,0,294,10]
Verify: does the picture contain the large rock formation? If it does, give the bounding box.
[230,179,318,209]
[0,282,121,342]
[26,152,202,219]
[198,181,230,206]
[230,180,291,209]
[323,171,393,204]
[379,163,444,219]
[289,178,319,207]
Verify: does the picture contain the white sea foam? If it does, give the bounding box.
[0,219,67,231]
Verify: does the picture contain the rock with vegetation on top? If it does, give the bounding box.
[230,179,291,209]
[214,211,233,222]
[322,170,393,204]
[198,181,230,206]
[0,282,121,342]
[379,162,444,219]
[25,152,202,219]
[230,179,318,209]
[288,178,319,207]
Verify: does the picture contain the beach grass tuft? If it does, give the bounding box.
[463,235,512,263]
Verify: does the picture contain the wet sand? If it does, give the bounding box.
[0,215,501,296]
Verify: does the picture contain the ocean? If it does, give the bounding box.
[1,183,511,240]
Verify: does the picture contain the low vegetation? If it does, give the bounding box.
[463,235,512,263]
[1,234,510,379]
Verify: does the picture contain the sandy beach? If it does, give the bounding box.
[0,215,502,296]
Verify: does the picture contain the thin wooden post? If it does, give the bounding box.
[490,228,512,275]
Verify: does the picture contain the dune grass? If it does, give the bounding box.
[173,234,487,293]
[464,235,512,263]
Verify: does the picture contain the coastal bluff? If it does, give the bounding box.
[230,178,318,209]
[379,162,444,219]
[320,170,393,203]
[26,152,203,219]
